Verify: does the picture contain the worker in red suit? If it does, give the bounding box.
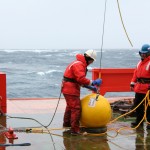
[61,49,102,135]
[130,44,150,129]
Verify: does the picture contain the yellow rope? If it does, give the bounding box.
[116,0,133,47]
[111,91,150,130]
[24,91,150,138]
[109,91,149,124]
[86,90,150,137]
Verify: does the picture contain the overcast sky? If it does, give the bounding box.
[0,0,149,49]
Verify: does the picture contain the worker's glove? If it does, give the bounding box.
[130,83,134,88]
[84,85,98,92]
[92,79,102,86]
[130,82,135,91]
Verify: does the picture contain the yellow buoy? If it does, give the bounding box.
[80,93,112,128]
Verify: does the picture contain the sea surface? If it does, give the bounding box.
[0,49,140,98]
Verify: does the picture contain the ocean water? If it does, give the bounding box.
[0,49,139,98]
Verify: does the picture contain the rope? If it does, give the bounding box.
[99,0,133,69]
[1,91,149,140]
[110,91,149,125]
[116,0,133,47]
[109,97,145,124]
[45,90,150,137]
[110,90,150,133]
[95,0,108,97]
[2,90,149,139]
[44,90,62,128]
[99,0,107,69]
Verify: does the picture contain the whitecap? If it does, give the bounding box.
[37,70,63,76]
[37,72,45,76]
[45,70,62,74]
[0,49,61,53]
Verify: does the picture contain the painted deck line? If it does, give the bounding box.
[7,97,134,114]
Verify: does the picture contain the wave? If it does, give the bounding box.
[0,49,67,53]
[0,49,87,53]
[37,69,63,76]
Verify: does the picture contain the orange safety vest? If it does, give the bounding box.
[131,56,150,94]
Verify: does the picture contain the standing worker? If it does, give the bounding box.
[130,44,150,129]
[61,49,102,135]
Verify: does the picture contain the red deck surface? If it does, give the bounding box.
[1,97,148,150]
[7,98,66,114]
[7,97,133,114]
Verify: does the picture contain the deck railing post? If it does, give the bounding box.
[0,73,7,114]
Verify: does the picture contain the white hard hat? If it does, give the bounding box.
[84,49,97,61]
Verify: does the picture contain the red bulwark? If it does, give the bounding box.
[0,73,7,113]
[92,68,134,95]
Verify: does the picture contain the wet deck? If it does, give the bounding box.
[0,97,150,150]
[7,97,134,113]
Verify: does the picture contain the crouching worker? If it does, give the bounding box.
[61,49,102,135]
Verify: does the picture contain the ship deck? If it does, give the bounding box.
[0,97,150,150]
